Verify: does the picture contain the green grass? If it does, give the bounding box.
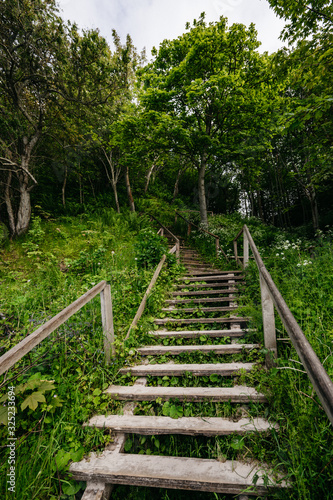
[1,212,332,499]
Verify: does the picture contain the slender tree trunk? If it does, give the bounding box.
[125,165,135,212]
[145,164,155,193]
[16,174,31,236]
[198,157,208,225]
[307,186,319,231]
[62,166,67,207]
[172,168,182,203]
[257,190,264,221]
[112,182,120,213]
[4,170,15,236]
[78,173,83,204]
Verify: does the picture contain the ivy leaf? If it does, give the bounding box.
[21,391,46,411]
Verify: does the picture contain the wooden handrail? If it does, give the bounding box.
[148,214,180,262]
[0,281,114,375]
[234,225,333,426]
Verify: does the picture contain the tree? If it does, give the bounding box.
[266,0,333,42]
[139,14,272,224]
[0,0,128,235]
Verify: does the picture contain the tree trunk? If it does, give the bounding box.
[172,169,182,203]
[4,170,15,236]
[112,181,121,213]
[16,176,31,236]
[145,164,155,193]
[307,186,319,232]
[198,156,208,225]
[125,166,135,212]
[62,165,67,207]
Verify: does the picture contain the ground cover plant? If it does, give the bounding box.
[0,209,181,499]
[0,210,332,499]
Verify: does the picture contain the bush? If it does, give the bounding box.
[135,229,168,269]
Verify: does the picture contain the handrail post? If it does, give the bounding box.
[187,223,191,236]
[176,240,180,263]
[215,238,219,258]
[100,284,115,363]
[259,273,277,368]
[233,238,239,266]
[243,230,249,268]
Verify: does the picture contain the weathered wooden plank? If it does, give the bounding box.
[183,270,243,277]
[125,255,166,340]
[70,453,285,494]
[137,344,260,355]
[150,329,248,338]
[172,289,239,297]
[105,385,266,402]
[81,482,112,500]
[165,297,239,305]
[100,285,115,362]
[177,283,242,289]
[120,362,254,377]
[161,306,238,313]
[86,415,276,436]
[182,275,244,282]
[154,317,249,325]
[0,281,107,376]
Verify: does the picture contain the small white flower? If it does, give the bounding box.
[54,395,57,398]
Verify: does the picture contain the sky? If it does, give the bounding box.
[57,0,287,58]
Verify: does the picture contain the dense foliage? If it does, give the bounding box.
[0,1,332,498]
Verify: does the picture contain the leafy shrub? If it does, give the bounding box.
[0,222,9,247]
[135,229,168,268]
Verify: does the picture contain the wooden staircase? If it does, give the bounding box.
[70,245,288,498]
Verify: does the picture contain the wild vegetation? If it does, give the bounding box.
[0,0,332,499]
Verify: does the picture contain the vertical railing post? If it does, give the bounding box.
[215,238,219,258]
[100,284,115,363]
[243,230,249,268]
[259,273,277,368]
[160,227,164,236]
[187,223,191,236]
[176,240,180,263]
[233,239,239,266]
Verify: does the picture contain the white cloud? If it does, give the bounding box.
[57,0,286,56]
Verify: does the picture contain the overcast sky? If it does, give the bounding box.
[57,0,287,58]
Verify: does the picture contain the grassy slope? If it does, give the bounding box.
[0,211,332,499]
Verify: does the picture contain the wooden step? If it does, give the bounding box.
[154,317,249,325]
[182,275,244,282]
[120,362,254,377]
[137,344,260,355]
[105,385,267,402]
[176,283,242,289]
[161,306,238,313]
[184,270,243,277]
[150,329,248,338]
[172,289,239,297]
[70,453,286,495]
[165,298,239,305]
[86,414,275,436]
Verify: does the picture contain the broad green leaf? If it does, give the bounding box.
[21,391,46,411]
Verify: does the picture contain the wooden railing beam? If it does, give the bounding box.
[0,281,108,376]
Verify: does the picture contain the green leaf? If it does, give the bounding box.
[54,450,72,471]
[0,406,8,425]
[62,481,81,495]
[124,438,133,452]
[21,391,46,411]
